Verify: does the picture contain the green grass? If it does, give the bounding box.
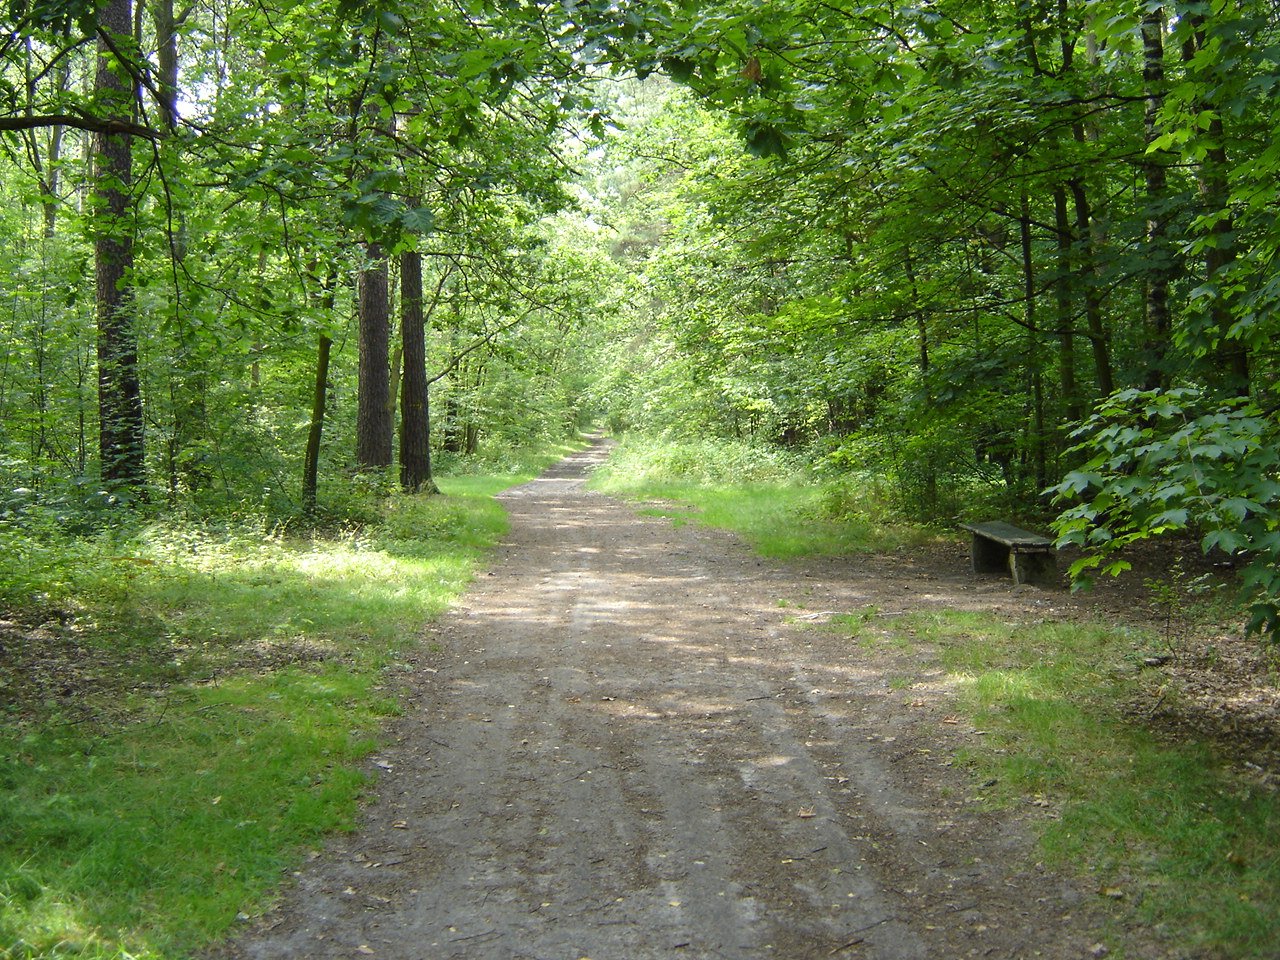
[1,668,388,958]
[591,437,931,556]
[0,440,584,959]
[861,609,1280,958]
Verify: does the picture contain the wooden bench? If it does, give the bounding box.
[960,521,1058,587]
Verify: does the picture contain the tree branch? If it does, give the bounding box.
[0,113,159,138]
[426,308,535,386]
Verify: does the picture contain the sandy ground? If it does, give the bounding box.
[211,439,1167,960]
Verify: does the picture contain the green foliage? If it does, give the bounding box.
[567,2,1280,613]
[1052,387,1280,636]
[593,434,798,486]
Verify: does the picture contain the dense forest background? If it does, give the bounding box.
[3,0,1280,626]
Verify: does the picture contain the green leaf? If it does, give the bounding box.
[1202,528,1245,555]
[1150,508,1189,530]
[744,124,787,159]
[401,207,435,234]
[661,57,697,83]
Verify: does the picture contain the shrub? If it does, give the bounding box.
[1052,386,1280,637]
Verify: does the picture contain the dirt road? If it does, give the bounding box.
[217,440,1145,959]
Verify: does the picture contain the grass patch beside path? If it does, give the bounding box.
[842,608,1280,957]
[590,436,931,556]
[0,441,582,959]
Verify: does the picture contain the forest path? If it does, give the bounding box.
[216,438,1145,960]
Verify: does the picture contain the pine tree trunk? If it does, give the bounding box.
[94,0,145,489]
[399,250,437,493]
[356,243,393,469]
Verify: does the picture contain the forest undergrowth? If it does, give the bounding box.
[588,434,939,557]
[0,439,584,960]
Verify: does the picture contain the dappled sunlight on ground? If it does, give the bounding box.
[213,438,1160,960]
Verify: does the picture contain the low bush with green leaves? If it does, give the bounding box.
[1051,386,1280,636]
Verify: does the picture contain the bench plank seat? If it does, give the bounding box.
[960,521,1057,586]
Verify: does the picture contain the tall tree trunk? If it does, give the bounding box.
[38,102,65,238]
[1141,7,1172,391]
[153,0,180,132]
[1068,17,1115,398]
[152,0,208,495]
[1068,176,1114,396]
[1053,185,1082,424]
[94,0,145,489]
[302,271,338,514]
[1020,191,1047,493]
[302,334,332,515]
[356,243,392,469]
[399,250,437,493]
[26,57,67,484]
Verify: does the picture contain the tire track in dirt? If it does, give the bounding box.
[213,439,1155,960]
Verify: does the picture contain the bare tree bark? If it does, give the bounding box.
[356,243,393,469]
[94,0,145,489]
[399,250,438,493]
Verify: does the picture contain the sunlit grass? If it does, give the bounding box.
[591,435,937,555]
[0,439,586,960]
[592,462,932,556]
[874,609,1280,958]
